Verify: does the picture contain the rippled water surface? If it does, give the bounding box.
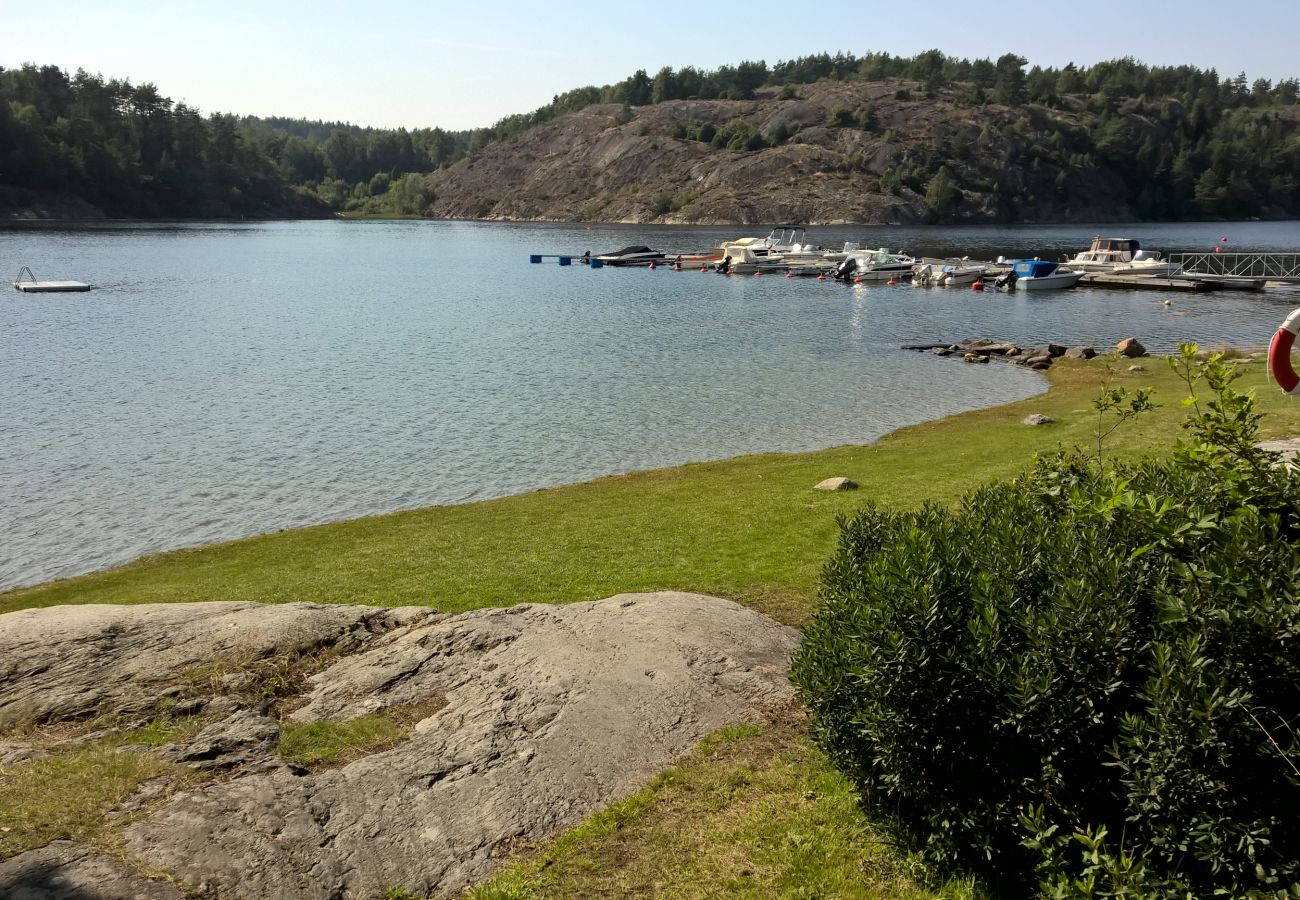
[3,219,1298,589]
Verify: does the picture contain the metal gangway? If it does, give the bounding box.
[1169,252,1300,283]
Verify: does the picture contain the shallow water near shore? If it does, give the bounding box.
[2,219,1298,590]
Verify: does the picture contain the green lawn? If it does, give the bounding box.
[5,354,1299,898]
[5,357,1298,625]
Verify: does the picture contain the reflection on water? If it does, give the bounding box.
[1,219,1297,590]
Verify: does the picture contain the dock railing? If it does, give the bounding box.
[1170,252,1300,283]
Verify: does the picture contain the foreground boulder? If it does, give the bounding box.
[1116,337,1147,357]
[0,594,797,899]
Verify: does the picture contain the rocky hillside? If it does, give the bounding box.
[424,79,1298,225]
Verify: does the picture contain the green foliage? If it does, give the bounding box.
[924,166,962,217]
[792,346,1300,895]
[711,117,768,152]
[826,105,857,128]
[0,63,469,217]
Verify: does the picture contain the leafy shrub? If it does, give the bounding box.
[791,348,1300,896]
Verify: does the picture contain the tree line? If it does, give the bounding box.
[0,64,471,217]
[3,51,1298,220]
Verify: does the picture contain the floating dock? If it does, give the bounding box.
[1077,272,1265,292]
[529,254,603,268]
[14,279,91,293]
[13,267,90,293]
[1077,273,1211,292]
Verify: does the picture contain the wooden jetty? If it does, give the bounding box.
[13,267,90,293]
[1077,272,1266,292]
[1078,273,1211,292]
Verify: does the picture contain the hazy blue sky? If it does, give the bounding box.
[5,0,1298,130]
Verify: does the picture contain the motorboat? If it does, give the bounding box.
[832,247,916,282]
[996,259,1082,291]
[1067,237,1141,272]
[593,245,666,266]
[714,244,786,275]
[1108,250,1183,277]
[913,258,989,286]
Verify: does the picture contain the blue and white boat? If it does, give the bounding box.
[1001,259,1082,292]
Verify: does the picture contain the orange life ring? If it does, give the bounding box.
[1268,308,1300,394]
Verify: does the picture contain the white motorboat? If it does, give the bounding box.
[1066,237,1179,276]
[1067,237,1142,272]
[832,247,916,282]
[1108,250,1183,277]
[721,226,837,266]
[915,257,990,285]
[939,264,989,286]
[997,259,1082,291]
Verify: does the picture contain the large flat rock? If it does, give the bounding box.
[0,601,433,731]
[0,842,183,900]
[0,593,798,898]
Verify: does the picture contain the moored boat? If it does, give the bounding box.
[832,247,916,282]
[594,245,666,266]
[997,259,1082,291]
[1066,237,1179,276]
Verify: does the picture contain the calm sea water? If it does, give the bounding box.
[2,219,1298,590]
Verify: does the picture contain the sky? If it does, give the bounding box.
[4,0,1299,131]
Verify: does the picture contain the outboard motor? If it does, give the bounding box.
[993,270,1017,292]
[832,257,858,282]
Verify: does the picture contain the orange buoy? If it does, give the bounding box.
[817,274,826,281]
[853,277,863,284]
[648,262,656,270]
[887,278,897,286]
[972,279,985,291]
[754,270,763,277]
[786,272,794,278]
[1268,308,1300,394]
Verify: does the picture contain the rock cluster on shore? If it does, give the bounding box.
[906,337,1149,369]
[0,594,798,899]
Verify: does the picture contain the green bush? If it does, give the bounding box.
[791,349,1300,897]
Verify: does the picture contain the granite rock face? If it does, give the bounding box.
[0,601,432,731]
[0,842,184,900]
[0,593,798,899]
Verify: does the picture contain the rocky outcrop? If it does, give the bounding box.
[0,842,184,900]
[424,80,1137,225]
[0,593,798,899]
[0,601,428,732]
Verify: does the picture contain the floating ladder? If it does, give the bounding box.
[12,266,91,293]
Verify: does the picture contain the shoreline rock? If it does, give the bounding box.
[0,594,798,899]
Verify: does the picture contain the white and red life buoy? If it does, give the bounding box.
[1268,308,1300,394]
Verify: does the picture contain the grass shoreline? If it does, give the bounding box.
[6,355,1299,621]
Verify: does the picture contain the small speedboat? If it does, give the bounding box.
[996,259,1082,291]
[1109,250,1182,277]
[939,264,989,286]
[832,247,916,282]
[593,245,666,266]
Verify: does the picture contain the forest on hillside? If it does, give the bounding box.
[1,51,1298,220]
